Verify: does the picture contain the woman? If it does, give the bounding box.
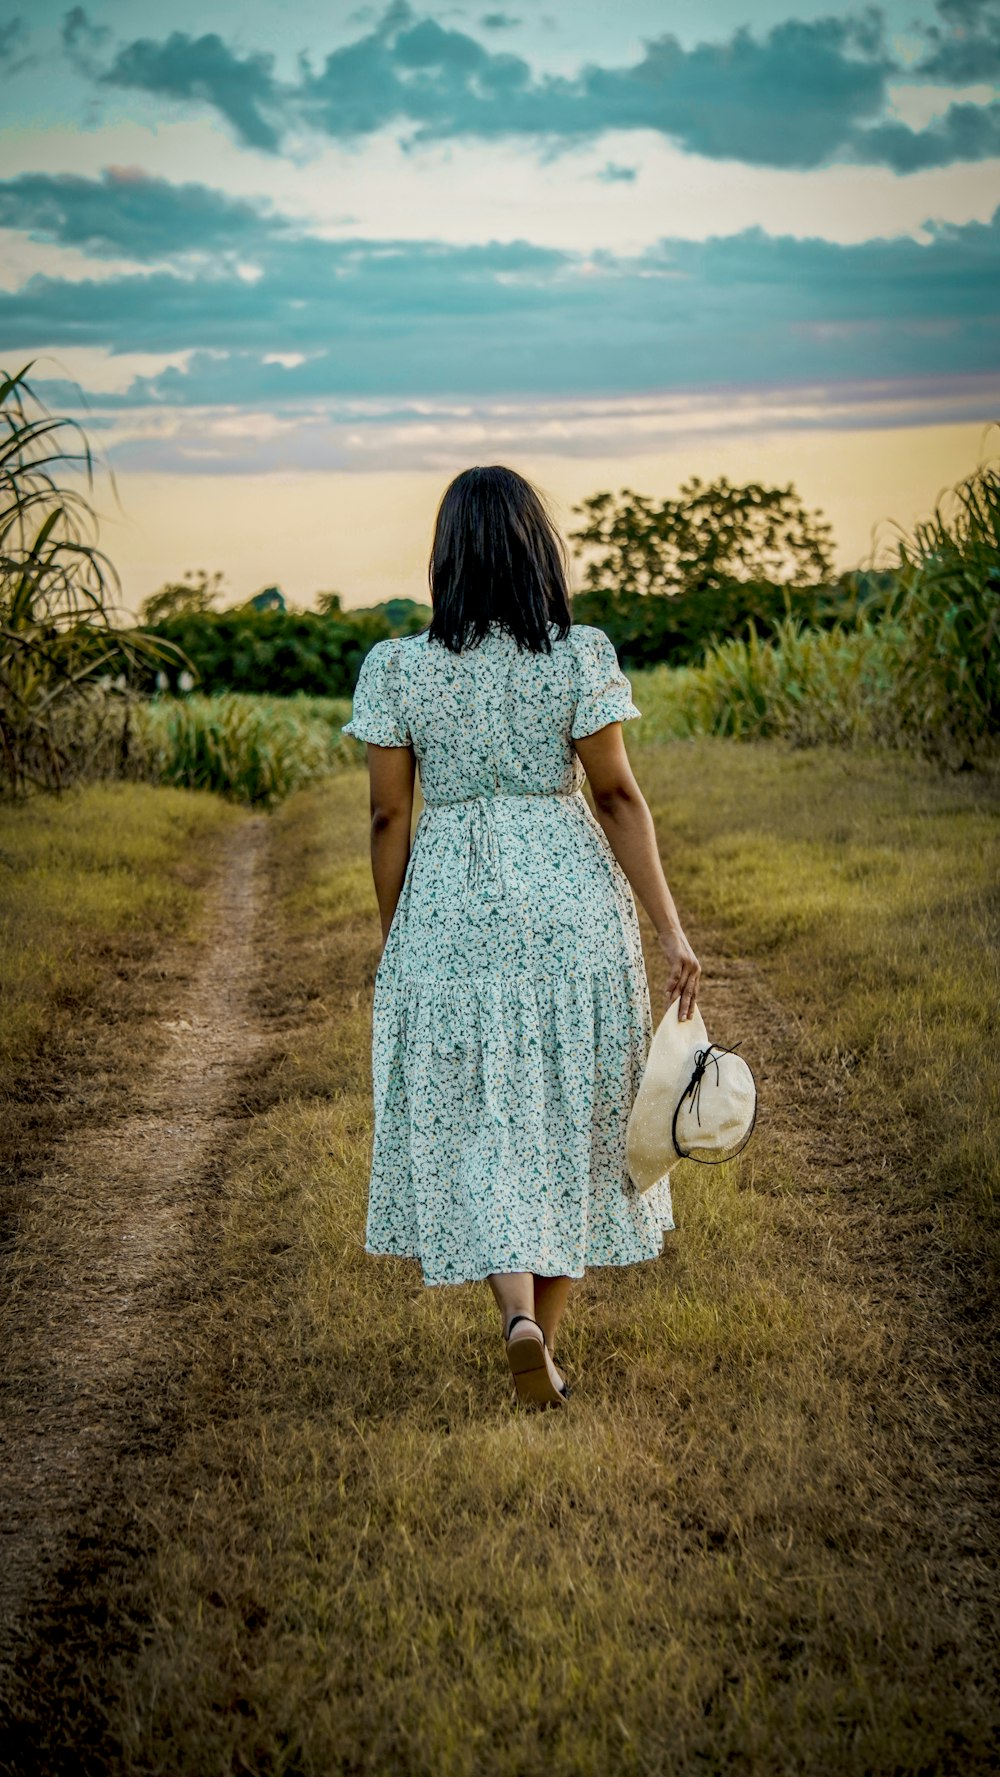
[340,465,701,1409]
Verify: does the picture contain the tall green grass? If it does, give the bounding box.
[132,692,356,806]
[631,617,898,747]
[18,690,358,806]
[887,457,1000,766]
[0,366,176,796]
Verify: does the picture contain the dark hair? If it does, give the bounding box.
[427,465,573,653]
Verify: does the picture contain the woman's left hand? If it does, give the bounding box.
[656,925,701,1021]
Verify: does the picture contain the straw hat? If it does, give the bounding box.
[626,997,757,1193]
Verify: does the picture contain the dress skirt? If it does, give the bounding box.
[365,785,675,1287]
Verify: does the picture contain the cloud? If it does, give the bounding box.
[100,30,285,153]
[0,232,568,370]
[375,1,417,34]
[62,7,110,55]
[296,11,894,168]
[480,11,520,26]
[915,0,1000,82]
[596,162,637,183]
[849,96,1000,168]
[68,5,1000,171]
[0,169,290,261]
[3,199,996,409]
[0,15,31,73]
[25,374,1000,480]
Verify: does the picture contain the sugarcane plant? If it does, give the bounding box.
[884,451,1000,767]
[0,362,182,796]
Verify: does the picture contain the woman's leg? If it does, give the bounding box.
[487,1270,535,1338]
[532,1274,573,1354]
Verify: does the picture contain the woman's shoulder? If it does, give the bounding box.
[562,621,615,658]
[366,630,430,664]
[534,621,603,645]
[382,624,610,660]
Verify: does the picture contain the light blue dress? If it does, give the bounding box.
[340,620,675,1287]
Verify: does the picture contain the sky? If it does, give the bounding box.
[1,0,998,612]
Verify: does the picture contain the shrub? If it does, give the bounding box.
[570,575,888,670]
[130,608,394,699]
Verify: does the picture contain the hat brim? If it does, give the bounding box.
[626,995,709,1193]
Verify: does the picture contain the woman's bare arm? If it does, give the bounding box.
[364,742,416,946]
[573,722,701,1020]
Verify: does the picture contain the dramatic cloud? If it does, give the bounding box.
[101,30,285,153]
[292,12,895,167]
[915,0,1000,81]
[4,196,996,406]
[0,8,989,484]
[0,232,566,368]
[0,169,289,260]
[29,375,997,479]
[65,4,1000,170]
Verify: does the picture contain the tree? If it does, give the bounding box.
[139,569,225,626]
[569,475,835,599]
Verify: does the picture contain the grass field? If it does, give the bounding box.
[639,738,1000,1262]
[0,784,242,1076]
[1,739,982,1775]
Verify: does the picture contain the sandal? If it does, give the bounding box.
[540,1330,571,1402]
[550,1361,570,1401]
[504,1313,568,1408]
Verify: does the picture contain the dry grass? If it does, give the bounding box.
[635,739,1000,1267]
[0,783,243,1208]
[0,783,244,1074]
[46,747,995,1777]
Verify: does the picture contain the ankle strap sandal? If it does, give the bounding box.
[503,1314,570,1403]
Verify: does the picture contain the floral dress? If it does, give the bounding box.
[340,619,675,1287]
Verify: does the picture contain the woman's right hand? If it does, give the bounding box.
[656,926,701,1021]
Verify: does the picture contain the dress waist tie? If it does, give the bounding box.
[422,787,581,909]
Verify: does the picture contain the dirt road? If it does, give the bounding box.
[0,817,270,1715]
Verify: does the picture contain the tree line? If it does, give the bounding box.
[132,478,894,696]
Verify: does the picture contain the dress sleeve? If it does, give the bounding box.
[340,640,411,746]
[570,626,641,739]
